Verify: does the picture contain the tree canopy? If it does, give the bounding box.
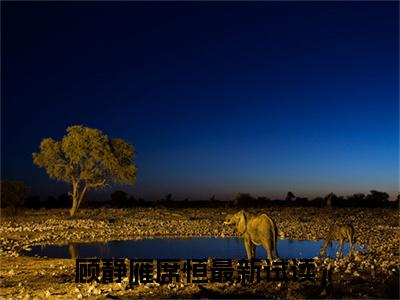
[33,125,137,216]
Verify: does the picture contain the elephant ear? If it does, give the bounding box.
[237,210,247,234]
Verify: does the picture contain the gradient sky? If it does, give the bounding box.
[2,2,399,200]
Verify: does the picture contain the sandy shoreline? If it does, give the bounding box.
[1,207,399,299]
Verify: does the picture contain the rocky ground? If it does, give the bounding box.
[0,207,399,299]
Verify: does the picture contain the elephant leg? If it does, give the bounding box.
[262,240,273,262]
[268,249,274,262]
[251,244,257,259]
[244,237,252,260]
[273,240,280,260]
[319,246,325,258]
[338,239,344,258]
[348,234,354,255]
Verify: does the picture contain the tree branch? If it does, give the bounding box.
[77,184,89,208]
[86,179,107,189]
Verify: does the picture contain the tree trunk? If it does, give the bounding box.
[69,181,79,217]
[68,243,79,259]
[70,194,79,217]
[69,180,105,217]
[69,182,89,217]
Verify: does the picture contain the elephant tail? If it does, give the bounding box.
[273,221,278,252]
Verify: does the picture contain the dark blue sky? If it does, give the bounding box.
[2,2,398,200]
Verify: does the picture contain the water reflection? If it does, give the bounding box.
[28,237,363,259]
[68,243,78,259]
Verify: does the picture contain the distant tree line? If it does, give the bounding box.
[1,180,30,214]
[2,181,399,211]
[21,125,398,217]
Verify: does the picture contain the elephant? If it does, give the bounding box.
[223,210,279,261]
[319,224,354,258]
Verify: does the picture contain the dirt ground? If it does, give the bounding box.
[0,207,399,299]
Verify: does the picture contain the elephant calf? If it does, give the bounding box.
[224,210,279,261]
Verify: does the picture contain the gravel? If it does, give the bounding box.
[0,207,398,299]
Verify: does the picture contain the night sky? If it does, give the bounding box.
[2,2,398,200]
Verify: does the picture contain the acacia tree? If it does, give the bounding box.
[33,125,137,216]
